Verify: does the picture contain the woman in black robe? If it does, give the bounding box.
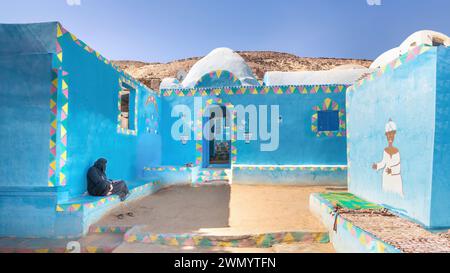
[87,158,130,201]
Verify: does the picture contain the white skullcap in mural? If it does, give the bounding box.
[373,119,404,197]
[385,119,397,133]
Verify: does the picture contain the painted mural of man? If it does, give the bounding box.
[372,119,404,197]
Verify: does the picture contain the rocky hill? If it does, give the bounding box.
[113,51,372,91]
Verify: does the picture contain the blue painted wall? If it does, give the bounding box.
[0,190,58,238]
[430,46,450,228]
[0,23,60,237]
[347,49,438,227]
[223,92,347,165]
[0,54,54,188]
[0,22,162,237]
[161,96,198,166]
[136,110,162,179]
[58,31,161,199]
[233,168,347,186]
[0,23,56,188]
[160,90,347,167]
[0,22,56,55]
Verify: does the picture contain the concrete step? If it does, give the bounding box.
[124,226,329,248]
[89,225,132,234]
[113,242,275,253]
[195,168,231,184]
[113,242,335,253]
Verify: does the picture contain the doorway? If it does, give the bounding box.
[204,105,231,168]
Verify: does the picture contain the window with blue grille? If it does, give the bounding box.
[317,110,339,132]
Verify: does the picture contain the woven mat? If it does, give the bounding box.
[319,192,383,210]
[342,213,450,253]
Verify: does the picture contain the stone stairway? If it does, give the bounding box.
[193,168,231,185]
[123,226,329,249]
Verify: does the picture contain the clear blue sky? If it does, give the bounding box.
[1,0,449,63]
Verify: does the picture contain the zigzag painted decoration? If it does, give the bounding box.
[48,68,59,187]
[89,226,131,234]
[192,169,230,185]
[195,70,241,88]
[311,194,400,253]
[58,71,69,186]
[195,98,237,166]
[348,44,432,92]
[124,231,329,248]
[311,98,346,138]
[48,25,70,187]
[162,85,348,97]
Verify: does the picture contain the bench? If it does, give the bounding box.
[54,180,161,238]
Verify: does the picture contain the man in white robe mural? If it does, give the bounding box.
[372,120,404,197]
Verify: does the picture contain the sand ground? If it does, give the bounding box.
[96,184,345,253]
[97,184,345,234]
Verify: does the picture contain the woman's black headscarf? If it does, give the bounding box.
[94,158,107,174]
[87,158,109,196]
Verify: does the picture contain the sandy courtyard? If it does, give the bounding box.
[95,184,342,253]
[97,184,345,234]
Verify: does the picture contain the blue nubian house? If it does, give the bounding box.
[0,22,161,237]
[0,22,449,238]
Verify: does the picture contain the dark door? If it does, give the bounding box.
[207,106,231,167]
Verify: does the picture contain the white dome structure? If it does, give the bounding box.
[159,77,181,89]
[370,30,449,69]
[399,30,450,54]
[181,47,259,88]
[370,47,401,69]
[331,64,368,70]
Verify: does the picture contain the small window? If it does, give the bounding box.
[119,83,136,131]
[318,110,339,132]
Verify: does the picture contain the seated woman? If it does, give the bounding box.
[87,158,130,201]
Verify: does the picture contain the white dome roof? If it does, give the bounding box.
[181,47,259,88]
[160,77,181,89]
[370,47,401,69]
[399,30,450,54]
[370,30,449,69]
[330,64,368,70]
